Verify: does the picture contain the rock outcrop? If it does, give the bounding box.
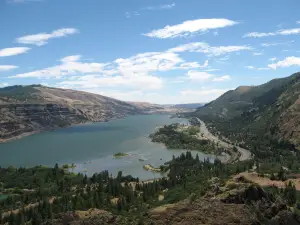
[0,85,180,142]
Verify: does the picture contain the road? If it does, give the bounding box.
[196,118,252,161]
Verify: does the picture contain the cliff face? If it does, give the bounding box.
[0,103,142,141]
[0,104,86,141]
[0,85,176,142]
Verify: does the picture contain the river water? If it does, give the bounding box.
[0,115,216,180]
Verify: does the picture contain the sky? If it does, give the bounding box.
[0,0,300,104]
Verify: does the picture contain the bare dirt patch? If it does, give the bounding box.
[235,172,300,190]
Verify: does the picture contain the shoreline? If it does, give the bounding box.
[0,115,131,144]
[0,113,180,144]
[0,130,41,144]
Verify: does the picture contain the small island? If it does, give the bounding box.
[113,152,129,158]
[143,164,161,172]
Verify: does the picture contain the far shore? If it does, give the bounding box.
[0,130,41,144]
[0,115,127,144]
[0,113,183,144]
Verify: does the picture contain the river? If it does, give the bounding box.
[0,114,216,180]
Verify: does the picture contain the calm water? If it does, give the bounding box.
[0,115,215,180]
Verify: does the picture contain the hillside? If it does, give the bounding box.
[193,72,300,149]
[0,85,177,142]
[171,103,205,109]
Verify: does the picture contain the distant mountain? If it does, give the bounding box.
[162,103,205,109]
[172,103,205,109]
[0,85,178,142]
[193,72,300,148]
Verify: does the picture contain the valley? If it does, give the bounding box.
[2,73,300,224]
[0,85,187,143]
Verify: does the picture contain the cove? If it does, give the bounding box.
[0,114,216,180]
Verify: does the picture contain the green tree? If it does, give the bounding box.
[32,211,43,225]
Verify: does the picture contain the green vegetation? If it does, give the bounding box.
[0,85,40,102]
[113,152,128,157]
[143,164,161,172]
[0,152,255,225]
[149,123,216,154]
[190,72,300,175]
[62,163,76,169]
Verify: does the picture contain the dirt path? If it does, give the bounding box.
[196,118,252,161]
[236,172,300,190]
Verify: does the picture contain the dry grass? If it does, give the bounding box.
[75,208,110,219]
[235,172,300,190]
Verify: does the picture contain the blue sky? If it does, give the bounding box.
[1,0,300,104]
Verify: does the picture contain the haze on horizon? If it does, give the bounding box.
[1,0,300,104]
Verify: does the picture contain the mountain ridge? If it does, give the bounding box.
[0,85,182,143]
[193,72,300,148]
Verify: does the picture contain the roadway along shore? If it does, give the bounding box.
[195,118,252,162]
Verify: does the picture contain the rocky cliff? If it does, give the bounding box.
[0,85,178,142]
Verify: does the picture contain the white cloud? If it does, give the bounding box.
[179,88,230,103]
[0,83,8,87]
[297,21,300,24]
[0,65,18,71]
[16,28,78,46]
[186,70,230,82]
[58,74,163,90]
[213,75,231,81]
[125,11,140,18]
[253,52,263,56]
[80,87,230,104]
[11,55,108,78]
[10,44,205,80]
[126,3,175,18]
[246,65,269,70]
[98,88,230,104]
[145,3,176,10]
[60,55,82,63]
[261,40,294,47]
[178,60,208,69]
[218,55,230,61]
[269,57,277,61]
[9,41,236,99]
[143,18,237,39]
[10,48,202,91]
[0,47,30,57]
[187,71,214,81]
[257,67,270,70]
[203,68,220,72]
[244,28,300,38]
[169,42,252,56]
[244,32,276,38]
[279,28,300,35]
[268,56,300,69]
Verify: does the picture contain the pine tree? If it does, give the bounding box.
[0,210,3,224]
[32,211,43,225]
[270,173,276,180]
[19,211,25,225]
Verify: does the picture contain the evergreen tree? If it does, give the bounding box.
[32,211,43,225]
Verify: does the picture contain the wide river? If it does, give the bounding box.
[0,114,216,180]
